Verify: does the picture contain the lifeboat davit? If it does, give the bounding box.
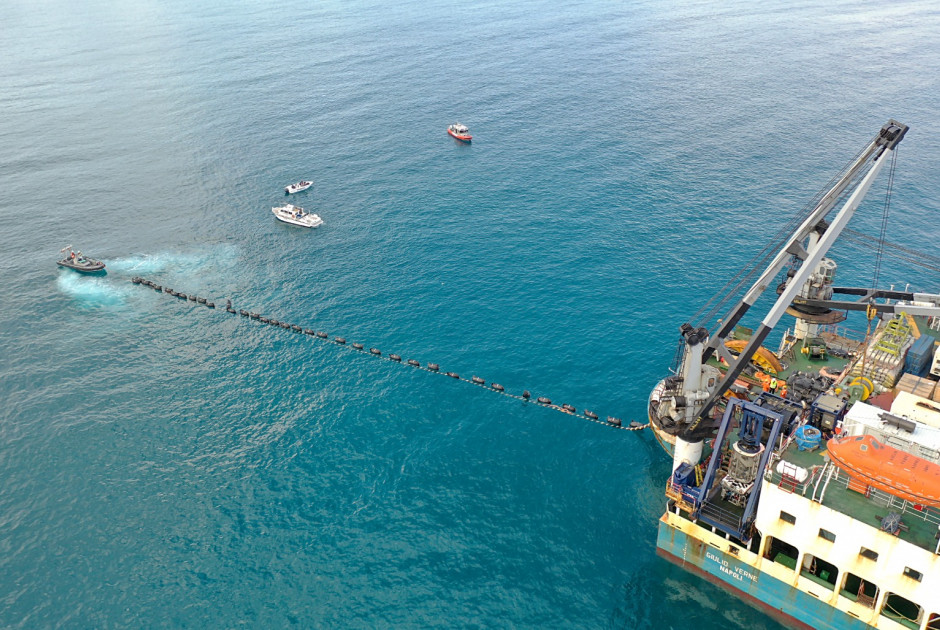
[826,434,940,507]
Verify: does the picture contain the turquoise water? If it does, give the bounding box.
[2,1,939,627]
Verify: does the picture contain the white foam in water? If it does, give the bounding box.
[56,272,131,307]
[105,246,237,277]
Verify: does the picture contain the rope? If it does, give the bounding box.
[131,277,649,433]
[871,148,897,289]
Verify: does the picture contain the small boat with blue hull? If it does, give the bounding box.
[57,245,106,274]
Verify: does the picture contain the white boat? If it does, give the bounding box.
[272,203,323,228]
[285,180,313,194]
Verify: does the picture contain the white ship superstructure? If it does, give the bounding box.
[653,120,940,629]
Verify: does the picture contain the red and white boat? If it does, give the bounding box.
[447,123,472,142]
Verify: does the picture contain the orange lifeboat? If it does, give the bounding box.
[826,434,940,507]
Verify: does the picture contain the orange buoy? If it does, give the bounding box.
[826,434,940,507]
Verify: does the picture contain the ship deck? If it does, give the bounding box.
[770,441,940,555]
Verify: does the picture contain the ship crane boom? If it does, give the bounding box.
[682,120,908,439]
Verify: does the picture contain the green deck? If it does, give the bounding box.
[777,339,851,380]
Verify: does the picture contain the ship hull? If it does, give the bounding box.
[656,517,873,630]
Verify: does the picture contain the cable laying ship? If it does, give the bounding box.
[649,120,940,630]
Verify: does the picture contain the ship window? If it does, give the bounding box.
[818,528,836,542]
[881,592,922,628]
[840,573,878,608]
[927,613,940,630]
[779,511,797,524]
[919,446,939,461]
[859,547,879,561]
[763,536,798,571]
[902,567,922,582]
[800,553,838,589]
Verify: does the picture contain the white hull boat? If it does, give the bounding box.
[285,180,313,194]
[272,204,323,228]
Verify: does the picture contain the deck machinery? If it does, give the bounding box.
[650,121,940,629]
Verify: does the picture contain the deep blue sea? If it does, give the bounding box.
[2,1,940,627]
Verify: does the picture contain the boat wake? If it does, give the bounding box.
[104,245,238,277]
[56,272,130,306]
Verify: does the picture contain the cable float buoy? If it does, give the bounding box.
[269,319,279,325]
[389,354,402,362]
[629,421,643,429]
[607,416,622,427]
[522,390,531,399]
[562,404,576,413]
[132,277,140,284]
[471,376,485,385]
[177,293,188,300]
[407,359,420,367]
[352,343,364,350]
[316,331,328,339]
[304,329,315,335]
[428,363,439,371]
[197,297,207,304]
[446,372,460,379]
[207,302,215,308]
[492,383,504,392]
[280,322,291,329]
[585,410,598,420]
[335,337,346,344]
[537,397,551,405]
[291,325,302,332]
[250,313,260,319]
[239,309,249,316]
[154,285,163,292]
[189,295,198,302]
[370,348,381,355]
[259,317,268,323]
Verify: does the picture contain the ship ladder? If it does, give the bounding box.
[856,581,876,609]
[779,461,800,493]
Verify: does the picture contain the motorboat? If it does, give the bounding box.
[57,245,106,274]
[447,123,472,142]
[272,204,323,228]
[285,180,313,194]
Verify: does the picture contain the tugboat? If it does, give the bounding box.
[56,245,106,274]
[447,123,472,142]
[285,180,313,194]
[652,120,940,629]
[271,203,323,228]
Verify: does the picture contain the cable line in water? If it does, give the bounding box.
[131,277,649,432]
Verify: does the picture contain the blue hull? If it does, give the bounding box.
[656,518,873,630]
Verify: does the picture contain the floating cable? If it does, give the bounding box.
[130,277,648,432]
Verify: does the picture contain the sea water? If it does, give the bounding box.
[2,1,939,627]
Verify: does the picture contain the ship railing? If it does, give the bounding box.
[665,480,699,513]
[766,468,814,496]
[697,498,744,533]
[768,468,940,553]
[818,323,868,342]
